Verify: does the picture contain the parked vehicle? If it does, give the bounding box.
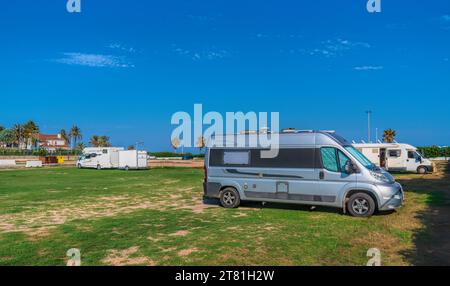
[77,147,124,169]
[352,143,433,174]
[118,150,148,170]
[203,130,404,217]
[182,155,194,160]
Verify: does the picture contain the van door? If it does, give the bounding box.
[317,147,357,205]
[386,149,404,171]
[405,150,420,172]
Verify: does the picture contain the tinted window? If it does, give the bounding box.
[338,150,351,171]
[408,151,415,159]
[209,148,317,168]
[223,151,249,165]
[321,147,339,172]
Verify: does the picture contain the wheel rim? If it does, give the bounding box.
[223,191,236,206]
[352,198,369,215]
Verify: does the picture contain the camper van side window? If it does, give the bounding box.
[408,151,415,159]
[103,149,108,154]
[223,151,250,166]
[321,147,339,172]
[389,150,401,157]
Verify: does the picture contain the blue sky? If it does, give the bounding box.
[1,0,449,151]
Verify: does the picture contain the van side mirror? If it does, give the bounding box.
[344,161,355,174]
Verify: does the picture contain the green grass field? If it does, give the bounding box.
[0,167,446,266]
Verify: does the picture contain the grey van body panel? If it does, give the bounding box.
[204,131,403,212]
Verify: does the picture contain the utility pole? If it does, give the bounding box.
[366,111,372,143]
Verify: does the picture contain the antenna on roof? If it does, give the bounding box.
[361,140,366,144]
[352,140,356,144]
[377,139,382,144]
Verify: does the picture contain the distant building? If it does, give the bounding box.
[33,134,70,151]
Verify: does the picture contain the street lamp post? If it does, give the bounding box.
[366,111,372,143]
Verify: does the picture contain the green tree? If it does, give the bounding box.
[76,142,86,151]
[0,129,14,147]
[12,124,24,149]
[23,120,39,149]
[70,125,82,149]
[89,135,100,147]
[382,129,397,143]
[60,129,70,144]
[98,136,111,147]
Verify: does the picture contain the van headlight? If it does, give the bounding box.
[370,171,390,183]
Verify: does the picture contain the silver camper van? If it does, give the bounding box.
[203,130,404,217]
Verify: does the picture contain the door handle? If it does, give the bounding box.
[319,171,324,180]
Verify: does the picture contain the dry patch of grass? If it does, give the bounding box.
[102,246,155,266]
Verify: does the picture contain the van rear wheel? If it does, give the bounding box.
[347,193,375,217]
[96,164,101,170]
[220,188,240,209]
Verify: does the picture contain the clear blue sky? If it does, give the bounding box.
[1,0,449,151]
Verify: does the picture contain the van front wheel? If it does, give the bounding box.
[417,166,427,174]
[220,188,240,209]
[347,193,375,217]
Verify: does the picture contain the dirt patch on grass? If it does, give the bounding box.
[178,248,198,257]
[102,246,155,266]
[169,230,190,237]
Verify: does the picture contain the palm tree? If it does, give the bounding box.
[70,125,82,149]
[383,129,397,143]
[75,142,86,151]
[98,136,111,147]
[23,120,39,149]
[60,129,69,144]
[11,124,24,149]
[196,136,206,154]
[171,137,180,153]
[89,135,100,147]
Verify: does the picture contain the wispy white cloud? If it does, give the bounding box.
[306,38,371,58]
[54,53,134,68]
[441,15,450,22]
[173,46,229,61]
[354,65,383,71]
[107,43,136,53]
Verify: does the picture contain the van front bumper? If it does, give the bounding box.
[378,183,404,211]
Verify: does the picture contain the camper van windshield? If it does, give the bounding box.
[344,146,375,170]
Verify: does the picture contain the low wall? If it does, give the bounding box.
[148,159,204,168]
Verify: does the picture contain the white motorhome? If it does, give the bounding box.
[77,147,124,169]
[77,147,148,170]
[352,143,433,174]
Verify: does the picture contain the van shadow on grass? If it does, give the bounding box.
[397,161,450,266]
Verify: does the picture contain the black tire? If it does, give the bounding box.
[219,187,241,208]
[125,166,129,171]
[417,166,427,174]
[347,193,376,217]
[77,164,82,169]
[96,164,101,170]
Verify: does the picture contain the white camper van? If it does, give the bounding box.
[77,147,124,169]
[352,143,433,174]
